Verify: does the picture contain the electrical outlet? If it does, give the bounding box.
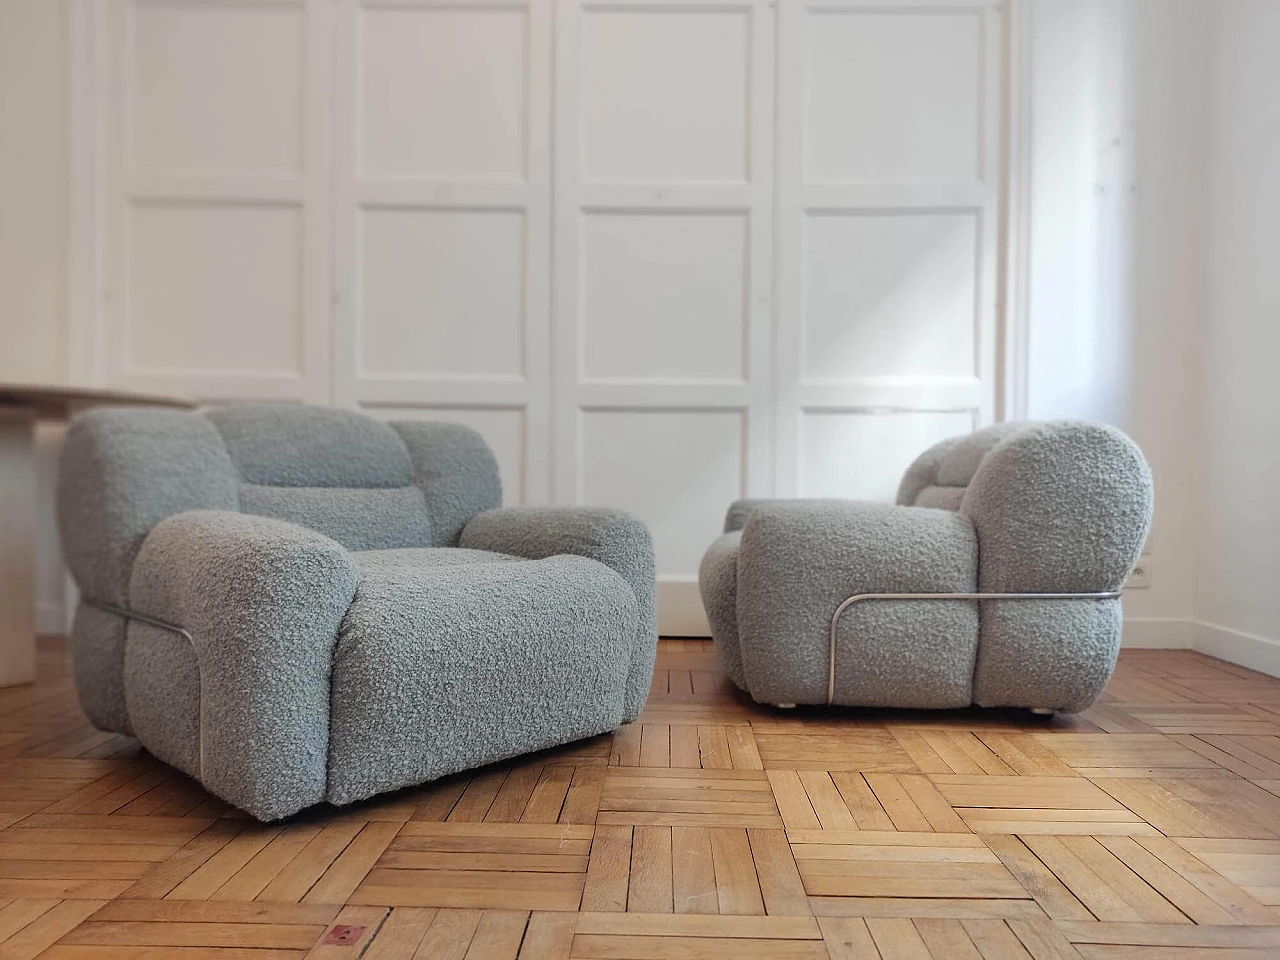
[1126,558,1153,589]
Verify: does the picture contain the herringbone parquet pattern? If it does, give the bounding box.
[3,636,1280,957]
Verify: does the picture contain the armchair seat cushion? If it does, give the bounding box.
[327,547,637,806]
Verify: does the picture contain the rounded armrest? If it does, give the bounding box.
[460,507,656,722]
[737,501,978,706]
[128,510,359,819]
[961,421,1153,592]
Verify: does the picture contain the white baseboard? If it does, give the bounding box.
[1122,617,1193,649]
[657,577,710,637]
[1193,620,1280,678]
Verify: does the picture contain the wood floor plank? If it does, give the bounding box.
[796,772,857,831]
[464,909,528,959]
[983,835,1094,921]
[818,916,881,959]
[864,774,932,832]
[829,773,895,831]
[411,907,481,960]
[488,765,547,823]
[961,917,1034,959]
[451,769,511,823]
[304,821,401,905]
[1005,917,1085,959]
[573,913,819,938]
[518,912,576,959]
[256,822,364,904]
[767,771,821,832]
[671,827,716,916]
[922,917,989,957]
[627,827,672,914]
[581,825,631,913]
[10,639,1280,957]
[639,727,670,770]
[747,828,810,917]
[364,906,437,959]
[0,898,106,960]
[523,767,574,824]
[708,827,764,916]
[568,933,828,958]
[866,916,932,959]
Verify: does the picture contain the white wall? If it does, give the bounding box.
[1022,0,1207,644]
[1024,0,1279,668]
[0,0,69,384]
[1194,0,1280,672]
[0,0,72,634]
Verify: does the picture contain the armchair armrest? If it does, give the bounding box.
[128,510,359,820]
[737,501,978,707]
[460,507,657,721]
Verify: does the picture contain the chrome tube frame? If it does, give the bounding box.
[827,591,1123,705]
[82,598,203,779]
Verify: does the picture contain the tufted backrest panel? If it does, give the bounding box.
[896,423,1025,509]
[960,421,1152,592]
[205,405,433,551]
[206,405,413,487]
[898,420,1153,593]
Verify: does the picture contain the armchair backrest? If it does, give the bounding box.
[896,420,1153,592]
[58,403,502,607]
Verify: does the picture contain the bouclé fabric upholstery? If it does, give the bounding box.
[57,403,658,821]
[699,420,1153,714]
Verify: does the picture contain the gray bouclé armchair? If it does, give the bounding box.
[57,404,657,820]
[699,421,1153,714]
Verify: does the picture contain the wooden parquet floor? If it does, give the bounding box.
[3,638,1280,958]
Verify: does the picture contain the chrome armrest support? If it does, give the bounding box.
[82,598,203,778]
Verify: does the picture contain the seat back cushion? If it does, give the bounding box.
[206,405,433,551]
[895,422,1026,509]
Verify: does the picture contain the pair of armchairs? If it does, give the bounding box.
[58,404,657,821]
[58,408,1149,820]
[700,421,1153,715]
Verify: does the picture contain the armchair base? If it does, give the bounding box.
[829,591,1121,705]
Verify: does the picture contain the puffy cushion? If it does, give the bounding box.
[237,484,432,551]
[698,532,746,688]
[208,404,412,488]
[735,501,979,708]
[327,547,637,805]
[207,404,435,552]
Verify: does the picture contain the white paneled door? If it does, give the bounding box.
[91,0,1007,634]
[552,0,777,633]
[332,0,553,505]
[774,0,1003,501]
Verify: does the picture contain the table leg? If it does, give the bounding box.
[0,408,36,686]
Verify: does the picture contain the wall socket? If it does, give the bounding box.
[1126,558,1153,589]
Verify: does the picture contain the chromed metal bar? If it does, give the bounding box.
[82,598,203,780]
[827,591,1123,705]
[83,598,192,642]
